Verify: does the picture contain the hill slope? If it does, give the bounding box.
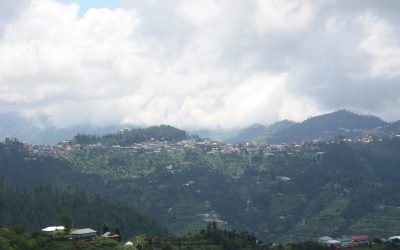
[73,125,188,146]
[223,120,295,143]
[0,140,167,239]
[269,110,387,143]
[61,135,400,242]
[3,129,400,242]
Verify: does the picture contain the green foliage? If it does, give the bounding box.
[73,125,188,146]
[269,110,386,143]
[0,226,127,250]
[58,213,72,232]
[2,137,400,243]
[0,184,168,239]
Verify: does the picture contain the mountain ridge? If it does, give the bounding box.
[0,110,399,145]
[268,110,388,144]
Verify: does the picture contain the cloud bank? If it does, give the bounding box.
[0,0,400,129]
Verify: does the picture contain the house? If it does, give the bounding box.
[318,236,333,243]
[318,236,341,247]
[71,228,97,241]
[41,226,65,234]
[352,235,368,245]
[325,239,341,247]
[388,236,400,242]
[125,241,133,246]
[101,232,121,241]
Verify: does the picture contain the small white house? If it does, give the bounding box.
[389,236,400,242]
[41,226,65,233]
[125,241,134,246]
[318,236,333,243]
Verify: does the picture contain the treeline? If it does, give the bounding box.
[132,222,267,250]
[73,125,188,146]
[0,183,168,239]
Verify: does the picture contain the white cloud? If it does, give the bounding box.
[358,13,400,78]
[252,0,317,34]
[1,0,400,129]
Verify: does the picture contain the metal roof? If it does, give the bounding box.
[71,228,97,235]
[41,226,65,232]
[318,236,333,241]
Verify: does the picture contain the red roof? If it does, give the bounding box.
[352,235,368,241]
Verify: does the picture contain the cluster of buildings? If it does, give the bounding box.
[318,234,400,248]
[21,137,326,159]
[41,226,120,242]
[19,133,400,161]
[318,235,368,247]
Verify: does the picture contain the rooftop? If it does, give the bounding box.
[71,228,97,235]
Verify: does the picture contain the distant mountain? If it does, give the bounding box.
[384,121,400,135]
[192,128,240,142]
[193,120,295,144]
[225,124,267,143]
[268,110,387,144]
[0,113,128,144]
[225,120,295,143]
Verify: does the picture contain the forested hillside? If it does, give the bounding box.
[0,139,167,239]
[0,184,167,239]
[38,137,400,241]
[73,125,188,146]
[2,133,400,243]
[225,120,295,143]
[269,110,387,143]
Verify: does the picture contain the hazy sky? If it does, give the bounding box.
[0,0,400,129]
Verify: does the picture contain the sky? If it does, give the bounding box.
[0,0,400,129]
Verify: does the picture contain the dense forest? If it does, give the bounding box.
[0,183,167,239]
[73,125,188,146]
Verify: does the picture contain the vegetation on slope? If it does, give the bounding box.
[269,110,387,143]
[1,224,400,250]
[0,183,167,239]
[73,125,188,146]
[2,133,400,243]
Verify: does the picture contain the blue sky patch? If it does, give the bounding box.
[60,0,120,16]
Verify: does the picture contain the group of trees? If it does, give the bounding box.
[73,125,188,146]
[0,183,167,239]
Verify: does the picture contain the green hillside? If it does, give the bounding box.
[73,125,188,146]
[269,110,387,143]
[64,136,400,242]
[2,133,400,243]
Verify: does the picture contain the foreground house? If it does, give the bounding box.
[71,228,97,241]
[41,226,65,234]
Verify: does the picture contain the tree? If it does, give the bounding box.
[102,223,110,234]
[114,228,121,241]
[58,213,72,233]
[212,220,217,231]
